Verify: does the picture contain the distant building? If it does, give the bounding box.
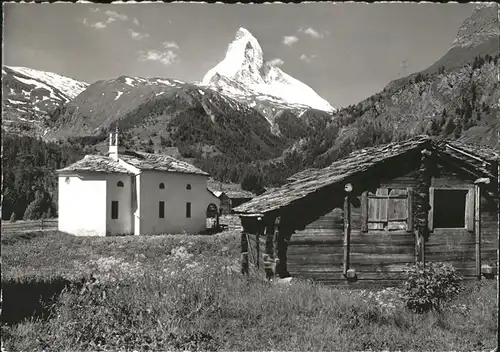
[57,130,220,236]
[207,181,255,215]
[225,190,255,213]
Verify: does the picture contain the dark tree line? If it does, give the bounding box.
[2,135,84,220]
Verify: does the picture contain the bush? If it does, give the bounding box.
[10,212,17,223]
[403,262,462,313]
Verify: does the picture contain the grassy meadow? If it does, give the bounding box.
[1,226,498,351]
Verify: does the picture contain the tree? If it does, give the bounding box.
[442,117,456,136]
[241,172,266,196]
[23,190,52,220]
[453,120,463,139]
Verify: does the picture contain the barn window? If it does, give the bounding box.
[429,188,473,230]
[159,201,165,219]
[159,183,165,189]
[117,181,124,187]
[186,184,191,190]
[111,201,119,219]
[186,202,191,218]
[363,188,412,231]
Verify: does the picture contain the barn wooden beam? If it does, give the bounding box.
[276,213,294,278]
[241,232,249,275]
[414,148,432,263]
[263,216,277,280]
[474,177,490,185]
[343,184,352,277]
[475,184,481,279]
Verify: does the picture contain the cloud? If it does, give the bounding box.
[106,17,117,24]
[133,17,140,26]
[82,18,89,26]
[90,7,100,13]
[267,58,284,67]
[163,41,179,49]
[300,54,317,63]
[283,35,299,47]
[128,29,150,40]
[299,27,324,39]
[105,10,128,22]
[138,50,178,66]
[91,22,107,30]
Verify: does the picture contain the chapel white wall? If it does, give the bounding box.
[106,174,133,235]
[137,171,219,235]
[58,174,107,236]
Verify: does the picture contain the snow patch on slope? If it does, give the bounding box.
[6,66,88,100]
[124,77,136,87]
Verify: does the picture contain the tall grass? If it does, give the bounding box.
[3,260,497,351]
[2,231,498,351]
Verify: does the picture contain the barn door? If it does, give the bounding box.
[364,188,413,231]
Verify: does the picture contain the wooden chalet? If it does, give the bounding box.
[233,136,499,286]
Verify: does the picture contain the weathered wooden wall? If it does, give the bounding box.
[286,171,419,286]
[425,165,498,278]
[479,192,499,265]
[240,151,498,286]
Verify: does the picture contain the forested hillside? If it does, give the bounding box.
[2,135,88,221]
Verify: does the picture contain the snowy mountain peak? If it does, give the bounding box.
[203,27,264,85]
[201,28,335,113]
[5,66,89,100]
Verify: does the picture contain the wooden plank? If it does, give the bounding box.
[343,195,351,276]
[465,187,475,232]
[368,195,408,199]
[431,228,472,236]
[406,187,413,232]
[288,264,411,273]
[290,233,415,245]
[287,253,415,266]
[350,244,416,255]
[425,242,496,251]
[318,279,405,289]
[294,228,344,235]
[288,271,409,281]
[360,191,368,233]
[431,176,476,188]
[428,186,434,231]
[424,254,476,262]
[288,246,415,257]
[475,185,481,278]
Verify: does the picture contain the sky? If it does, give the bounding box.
[3,2,477,108]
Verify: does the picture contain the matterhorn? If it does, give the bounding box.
[201,28,336,114]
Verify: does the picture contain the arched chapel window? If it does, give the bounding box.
[117,181,124,187]
[159,183,165,189]
[186,184,191,190]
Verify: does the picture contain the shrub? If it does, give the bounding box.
[403,262,462,313]
[10,212,17,223]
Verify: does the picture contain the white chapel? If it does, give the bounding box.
[57,130,220,236]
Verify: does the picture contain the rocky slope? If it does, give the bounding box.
[2,66,88,135]
[45,74,334,180]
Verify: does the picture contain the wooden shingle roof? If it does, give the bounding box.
[57,155,131,174]
[234,135,432,216]
[119,151,209,176]
[443,141,499,164]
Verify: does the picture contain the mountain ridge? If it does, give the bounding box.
[2,65,89,135]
